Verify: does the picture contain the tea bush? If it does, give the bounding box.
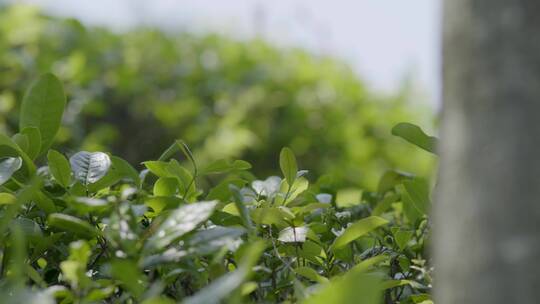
[0,74,436,303]
[0,5,435,189]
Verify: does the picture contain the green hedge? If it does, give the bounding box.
[0,73,434,303]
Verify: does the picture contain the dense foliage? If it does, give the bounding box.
[0,74,436,303]
[0,5,435,189]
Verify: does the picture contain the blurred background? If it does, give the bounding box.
[0,1,439,190]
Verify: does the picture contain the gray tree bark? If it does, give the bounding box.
[435,0,540,303]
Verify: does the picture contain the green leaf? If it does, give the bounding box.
[153,177,178,196]
[144,160,196,198]
[302,271,382,304]
[87,155,140,192]
[380,279,415,290]
[166,160,196,199]
[20,127,41,160]
[0,133,36,177]
[229,185,255,235]
[0,192,16,205]
[372,193,399,216]
[251,207,292,228]
[34,191,57,214]
[14,217,42,237]
[12,133,29,152]
[69,151,111,185]
[377,170,413,193]
[332,216,388,250]
[187,226,246,254]
[278,226,308,243]
[47,150,71,187]
[184,240,265,304]
[145,196,183,216]
[280,147,298,186]
[68,197,110,214]
[0,157,22,185]
[294,267,329,283]
[110,156,140,187]
[276,177,309,205]
[391,122,438,154]
[19,73,66,155]
[200,159,251,175]
[110,259,146,298]
[392,228,414,251]
[335,188,363,208]
[350,254,390,273]
[146,201,217,250]
[47,213,98,238]
[0,179,41,246]
[399,178,431,224]
[143,161,170,177]
[60,241,92,289]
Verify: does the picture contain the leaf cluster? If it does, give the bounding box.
[0,75,437,303]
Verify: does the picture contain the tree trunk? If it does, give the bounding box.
[435,0,540,303]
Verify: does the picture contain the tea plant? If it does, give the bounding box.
[0,74,436,303]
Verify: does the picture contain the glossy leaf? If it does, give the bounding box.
[69,151,111,185]
[0,157,22,185]
[278,226,308,243]
[146,201,218,250]
[87,155,140,191]
[0,133,36,176]
[187,226,246,254]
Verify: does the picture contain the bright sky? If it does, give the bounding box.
[17,0,442,104]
